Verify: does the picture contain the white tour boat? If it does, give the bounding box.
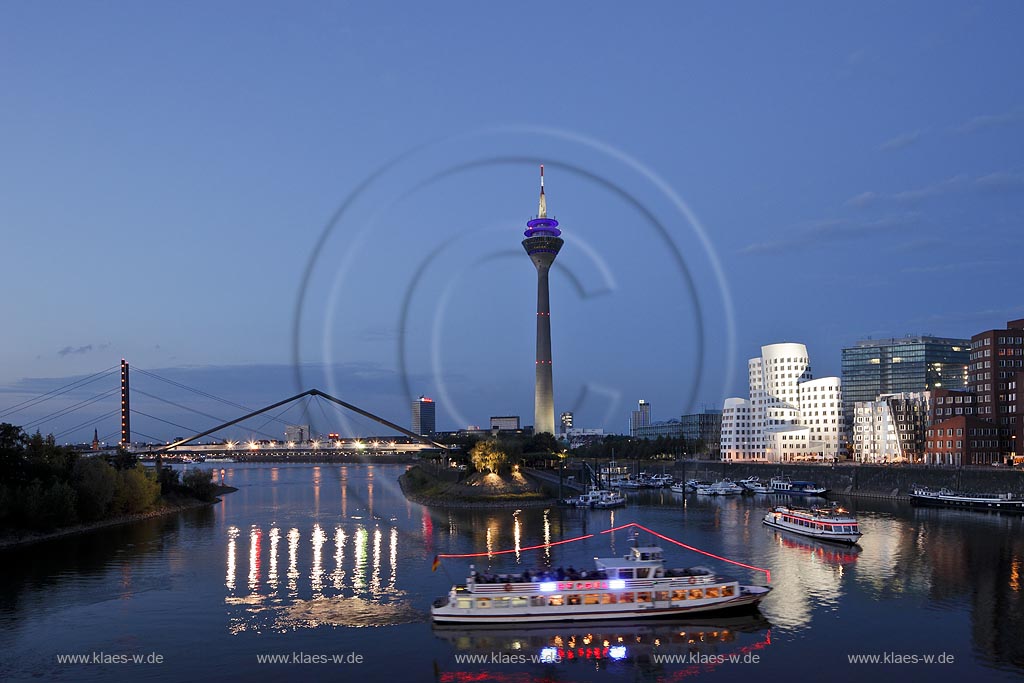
[762,504,862,544]
[431,544,771,623]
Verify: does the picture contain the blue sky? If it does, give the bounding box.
[2,2,1023,441]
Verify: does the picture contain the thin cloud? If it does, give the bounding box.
[901,259,1006,275]
[741,213,919,255]
[57,344,94,357]
[879,130,924,152]
[845,171,1024,208]
[954,108,1024,134]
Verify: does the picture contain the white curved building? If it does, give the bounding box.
[721,343,842,463]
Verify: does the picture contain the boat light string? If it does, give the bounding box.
[432,522,771,583]
[602,522,771,583]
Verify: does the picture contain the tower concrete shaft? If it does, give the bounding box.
[522,165,563,436]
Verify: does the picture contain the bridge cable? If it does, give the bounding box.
[0,366,118,419]
[54,409,120,441]
[20,388,120,431]
[131,389,279,442]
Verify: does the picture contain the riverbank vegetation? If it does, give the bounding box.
[0,423,216,533]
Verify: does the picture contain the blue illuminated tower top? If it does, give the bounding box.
[523,164,562,243]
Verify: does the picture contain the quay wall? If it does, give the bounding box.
[666,462,1024,499]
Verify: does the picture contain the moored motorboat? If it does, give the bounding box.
[696,479,744,496]
[910,486,1024,512]
[770,476,827,496]
[762,504,862,544]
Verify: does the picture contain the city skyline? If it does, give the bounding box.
[3,3,1024,439]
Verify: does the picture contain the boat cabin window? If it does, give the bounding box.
[476,598,491,608]
[511,597,528,608]
[619,592,634,603]
[688,588,703,600]
[548,595,564,606]
[637,592,652,603]
[722,585,735,597]
[494,597,510,608]
[584,593,600,605]
[457,598,472,609]
[636,567,652,579]
[616,568,634,579]
[530,596,546,607]
[568,594,582,606]
[705,587,721,598]
[601,593,617,605]
[672,590,687,601]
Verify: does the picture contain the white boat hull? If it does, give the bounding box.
[432,589,770,624]
[762,517,861,545]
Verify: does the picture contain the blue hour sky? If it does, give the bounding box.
[2,1,1023,440]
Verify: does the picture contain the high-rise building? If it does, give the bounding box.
[841,336,969,431]
[411,396,436,436]
[490,416,521,431]
[523,165,563,436]
[721,342,842,462]
[924,388,982,465]
[967,318,1024,464]
[629,400,651,436]
[559,411,574,434]
[852,392,932,463]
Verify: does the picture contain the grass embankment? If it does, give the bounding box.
[399,465,555,508]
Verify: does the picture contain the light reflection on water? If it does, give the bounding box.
[4,463,1024,682]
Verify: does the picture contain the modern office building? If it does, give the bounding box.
[284,424,310,443]
[411,396,436,436]
[841,335,969,431]
[522,165,563,436]
[629,400,652,436]
[633,420,684,439]
[721,342,842,462]
[851,392,932,463]
[559,411,574,435]
[681,409,723,457]
[490,415,521,431]
[967,318,1024,464]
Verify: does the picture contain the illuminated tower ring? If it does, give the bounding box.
[523,165,563,436]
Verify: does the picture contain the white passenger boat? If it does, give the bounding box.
[669,482,686,494]
[762,504,862,544]
[431,543,771,623]
[910,487,1024,512]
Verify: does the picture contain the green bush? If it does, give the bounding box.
[182,469,216,502]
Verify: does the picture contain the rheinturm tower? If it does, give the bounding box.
[523,165,563,436]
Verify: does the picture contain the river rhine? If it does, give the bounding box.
[2,463,1023,682]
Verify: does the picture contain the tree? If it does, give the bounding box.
[73,457,118,521]
[182,469,216,502]
[527,432,559,454]
[115,466,161,514]
[470,439,509,475]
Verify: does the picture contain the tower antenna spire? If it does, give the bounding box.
[538,164,547,218]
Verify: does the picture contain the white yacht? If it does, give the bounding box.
[770,477,827,496]
[739,477,771,494]
[431,544,771,623]
[696,479,744,496]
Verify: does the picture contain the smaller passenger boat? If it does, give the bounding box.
[762,504,862,544]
